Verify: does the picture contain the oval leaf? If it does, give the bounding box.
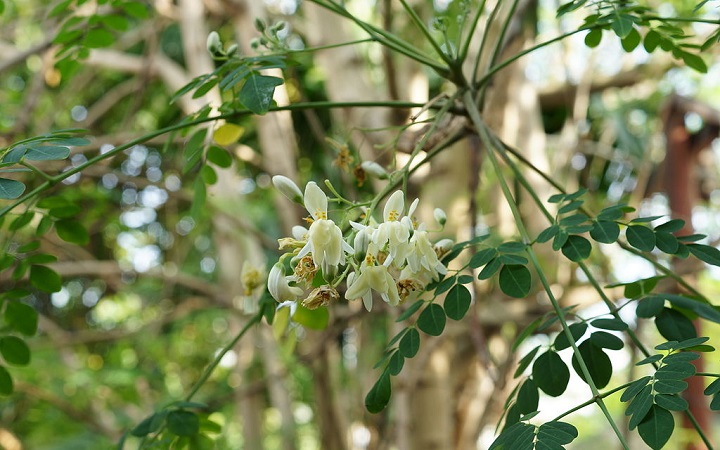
[0,336,30,366]
[293,305,329,330]
[0,178,26,199]
[532,350,569,397]
[571,341,612,388]
[398,328,420,358]
[25,145,70,161]
[213,124,245,146]
[0,366,13,395]
[561,235,592,261]
[29,265,62,293]
[417,303,446,336]
[4,302,38,336]
[365,372,391,413]
[499,265,531,298]
[638,405,674,450]
[445,284,471,321]
[55,219,89,245]
[655,308,696,342]
[590,220,620,244]
[627,225,656,252]
[516,378,539,414]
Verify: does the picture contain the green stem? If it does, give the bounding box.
[475,27,588,89]
[644,15,720,25]
[487,131,655,360]
[463,90,630,450]
[553,382,630,422]
[471,0,503,85]
[492,130,715,448]
[285,38,378,54]
[487,0,521,70]
[20,162,53,181]
[497,139,712,303]
[185,311,263,401]
[324,179,355,207]
[458,0,488,64]
[398,0,453,65]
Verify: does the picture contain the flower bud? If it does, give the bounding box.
[272,175,303,204]
[226,44,238,57]
[353,227,372,259]
[360,161,388,179]
[206,31,222,55]
[254,18,267,32]
[434,208,447,226]
[434,238,454,257]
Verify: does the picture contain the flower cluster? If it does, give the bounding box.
[268,177,451,312]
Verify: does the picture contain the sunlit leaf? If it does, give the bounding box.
[213,124,245,146]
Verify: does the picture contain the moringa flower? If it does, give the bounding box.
[345,243,401,311]
[268,263,303,303]
[297,182,353,277]
[272,175,304,204]
[372,190,412,267]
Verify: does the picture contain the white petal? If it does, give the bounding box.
[304,182,328,220]
[383,190,405,222]
[408,198,420,217]
[292,225,309,240]
[362,292,373,311]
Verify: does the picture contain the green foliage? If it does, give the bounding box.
[532,350,569,397]
[490,420,578,449]
[365,370,391,414]
[444,285,471,320]
[499,264,532,298]
[621,339,702,448]
[417,303,446,336]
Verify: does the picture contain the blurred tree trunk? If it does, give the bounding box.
[663,96,716,450]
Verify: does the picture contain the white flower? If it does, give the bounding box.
[373,190,412,267]
[268,263,303,302]
[298,182,353,277]
[272,175,304,204]
[405,230,447,282]
[345,243,400,311]
[351,221,374,258]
